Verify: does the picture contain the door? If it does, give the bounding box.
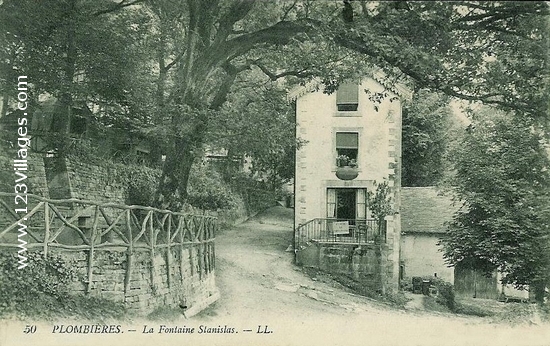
[327,188,367,224]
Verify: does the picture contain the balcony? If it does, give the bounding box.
[295,218,386,248]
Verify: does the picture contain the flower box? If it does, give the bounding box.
[335,166,359,180]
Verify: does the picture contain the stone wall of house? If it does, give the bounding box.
[54,241,218,315]
[400,233,455,284]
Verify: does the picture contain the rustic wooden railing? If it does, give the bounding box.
[0,192,217,293]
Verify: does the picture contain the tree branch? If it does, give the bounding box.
[162,50,186,73]
[455,3,549,23]
[93,0,145,16]
[281,0,298,21]
[221,19,314,61]
[254,63,313,81]
[334,32,537,114]
[209,63,242,110]
[213,0,257,46]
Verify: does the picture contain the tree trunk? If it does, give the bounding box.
[155,136,195,211]
[59,0,77,139]
[151,0,307,211]
[155,113,208,210]
[532,279,547,305]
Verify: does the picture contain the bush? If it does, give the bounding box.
[0,251,78,318]
[122,164,160,206]
[430,277,455,311]
[187,162,242,211]
[0,251,128,320]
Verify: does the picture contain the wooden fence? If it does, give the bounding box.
[0,192,217,294]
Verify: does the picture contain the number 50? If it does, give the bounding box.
[23,325,36,334]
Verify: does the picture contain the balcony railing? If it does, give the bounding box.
[295,218,386,249]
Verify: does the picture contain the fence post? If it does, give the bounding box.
[197,217,204,280]
[86,224,95,294]
[124,209,134,295]
[178,216,185,280]
[149,210,156,294]
[166,214,172,288]
[188,218,195,277]
[43,202,50,256]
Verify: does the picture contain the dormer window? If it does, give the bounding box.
[336,83,358,111]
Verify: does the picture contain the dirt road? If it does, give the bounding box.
[191,207,550,346]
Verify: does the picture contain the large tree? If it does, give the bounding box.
[441,109,550,303]
[2,1,548,210]
[150,0,549,209]
[0,0,153,136]
[402,90,453,187]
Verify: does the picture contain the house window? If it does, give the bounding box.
[336,132,358,163]
[327,188,368,222]
[336,83,358,111]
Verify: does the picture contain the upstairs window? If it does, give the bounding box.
[336,83,358,111]
[336,132,358,163]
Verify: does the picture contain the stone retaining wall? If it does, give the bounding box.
[296,242,394,293]
[54,241,218,316]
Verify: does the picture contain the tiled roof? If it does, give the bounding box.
[401,187,457,234]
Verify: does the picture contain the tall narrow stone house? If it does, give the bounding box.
[291,74,412,292]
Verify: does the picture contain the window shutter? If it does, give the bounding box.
[336,132,358,149]
[336,83,359,105]
[327,189,336,218]
[356,188,366,219]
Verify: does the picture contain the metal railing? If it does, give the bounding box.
[295,218,385,249]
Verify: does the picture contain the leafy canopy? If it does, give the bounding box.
[440,109,550,297]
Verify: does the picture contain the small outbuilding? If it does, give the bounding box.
[400,187,455,284]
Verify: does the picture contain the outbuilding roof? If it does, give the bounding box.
[401,187,457,234]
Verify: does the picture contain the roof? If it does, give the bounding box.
[287,69,413,102]
[401,187,457,234]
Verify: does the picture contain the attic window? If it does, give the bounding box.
[336,83,358,111]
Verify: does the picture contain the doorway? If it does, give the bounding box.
[327,188,367,224]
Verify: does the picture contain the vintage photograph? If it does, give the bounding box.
[0,1,549,345]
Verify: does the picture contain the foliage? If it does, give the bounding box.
[367,181,393,233]
[187,161,241,211]
[336,155,357,168]
[302,267,409,309]
[453,301,492,317]
[331,2,549,123]
[0,251,128,320]
[2,1,548,210]
[432,278,456,311]
[402,90,453,186]
[0,251,76,317]
[210,74,300,191]
[146,306,183,322]
[0,138,14,193]
[440,109,550,302]
[61,143,162,207]
[226,170,281,215]
[123,165,161,207]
